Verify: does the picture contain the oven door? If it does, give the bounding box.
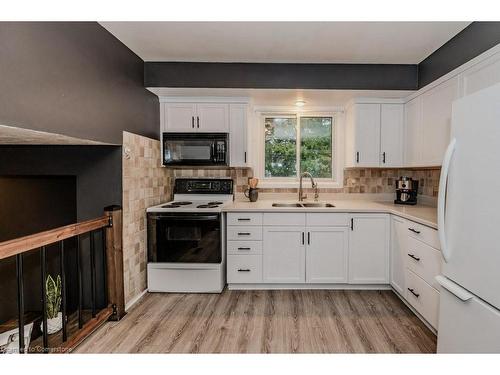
[148,213,222,263]
[162,133,228,166]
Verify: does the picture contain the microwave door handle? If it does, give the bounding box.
[210,143,216,163]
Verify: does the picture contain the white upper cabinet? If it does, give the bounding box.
[162,102,229,133]
[349,214,390,284]
[164,103,197,132]
[380,104,404,167]
[229,104,248,167]
[196,103,229,132]
[345,102,404,168]
[403,97,422,166]
[461,52,500,96]
[420,77,459,166]
[404,76,459,166]
[345,103,381,167]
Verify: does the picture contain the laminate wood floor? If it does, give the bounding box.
[75,289,436,353]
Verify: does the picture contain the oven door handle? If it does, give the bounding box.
[149,214,220,221]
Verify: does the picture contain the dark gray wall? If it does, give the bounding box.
[419,22,500,88]
[0,22,159,144]
[144,62,418,90]
[0,145,121,221]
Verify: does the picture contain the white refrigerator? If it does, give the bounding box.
[436,82,500,353]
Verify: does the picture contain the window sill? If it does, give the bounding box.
[258,180,343,189]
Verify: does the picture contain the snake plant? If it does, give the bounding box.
[46,275,62,319]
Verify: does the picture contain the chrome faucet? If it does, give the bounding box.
[299,172,319,202]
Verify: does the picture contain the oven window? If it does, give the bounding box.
[148,214,221,263]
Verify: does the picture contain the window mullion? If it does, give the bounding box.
[296,115,301,180]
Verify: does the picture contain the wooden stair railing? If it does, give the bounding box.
[0,205,125,353]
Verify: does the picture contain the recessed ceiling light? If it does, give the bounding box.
[295,100,306,107]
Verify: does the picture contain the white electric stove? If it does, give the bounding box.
[146,178,233,293]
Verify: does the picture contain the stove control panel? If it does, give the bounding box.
[174,178,233,195]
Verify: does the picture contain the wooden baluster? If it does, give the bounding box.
[104,206,125,320]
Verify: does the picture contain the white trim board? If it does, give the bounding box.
[157,96,250,104]
[228,283,392,290]
[405,42,500,102]
[125,289,148,312]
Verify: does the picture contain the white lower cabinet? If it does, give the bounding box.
[305,227,349,283]
[349,214,390,284]
[390,216,408,295]
[227,254,263,283]
[263,226,306,283]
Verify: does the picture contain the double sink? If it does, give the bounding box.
[272,202,335,208]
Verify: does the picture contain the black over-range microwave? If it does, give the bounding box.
[162,133,229,166]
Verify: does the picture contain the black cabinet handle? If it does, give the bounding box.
[238,232,251,236]
[302,232,305,245]
[237,247,251,250]
[408,228,421,234]
[192,116,195,128]
[382,152,386,164]
[408,288,420,298]
[408,253,421,261]
[197,116,200,128]
[307,232,310,245]
[244,151,247,163]
[237,218,251,221]
[356,151,360,163]
[237,269,251,272]
[351,218,354,231]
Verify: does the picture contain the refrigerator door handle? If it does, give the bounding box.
[435,275,473,302]
[438,138,456,263]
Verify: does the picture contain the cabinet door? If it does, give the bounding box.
[349,214,389,284]
[404,97,422,166]
[390,216,407,295]
[420,77,459,166]
[354,104,381,167]
[229,104,247,167]
[380,104,404,167]
[165,103,197,132]
[196,103,229,132]
[263,227,305,283]
[461,51,500,96]
[306,227,348,283]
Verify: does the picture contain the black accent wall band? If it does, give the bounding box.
[418,22,500,88]
[144,62,418,90]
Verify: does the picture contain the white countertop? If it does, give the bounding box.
[223,199,437,229]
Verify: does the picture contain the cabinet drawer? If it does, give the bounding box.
[263,213,305,226]
[227,255,262,283]
[405,269,440,329]
[406,236,442,289]
[227,212,263,226]
[306,213,350,227]
[227,226,262,241]
[406,221,440,250]
[227,240,262,255]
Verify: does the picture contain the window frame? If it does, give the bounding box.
[256,111,344,188]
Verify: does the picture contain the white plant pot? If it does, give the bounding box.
[41,313,63,335]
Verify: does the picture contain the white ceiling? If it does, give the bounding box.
[147,88,414,106]
[101,22,470,64]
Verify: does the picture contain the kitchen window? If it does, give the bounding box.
[262,114,338,185]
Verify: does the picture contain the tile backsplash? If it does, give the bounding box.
[122,131,173,305]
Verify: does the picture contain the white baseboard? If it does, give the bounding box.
[125,289,148,312]
[228,283,391,290]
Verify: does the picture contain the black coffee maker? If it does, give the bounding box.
[394,176,418,205]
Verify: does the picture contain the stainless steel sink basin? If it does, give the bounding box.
[272,203,304,207]
[301,203,335,208]
[271,202,335,208]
